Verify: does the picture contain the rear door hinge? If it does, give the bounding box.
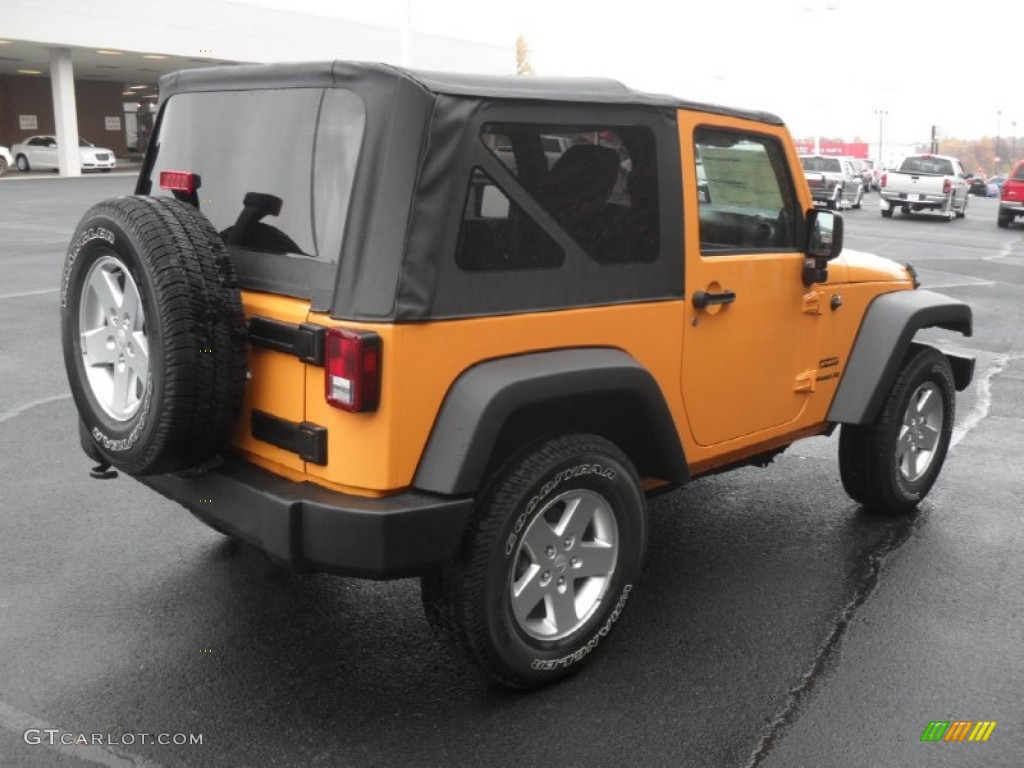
[248,317,327,366]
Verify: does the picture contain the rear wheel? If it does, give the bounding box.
[997,210,1012,228]
[839,347,955,515]
[956,194,968,218]
[852,187,863,210]
[881,204,894,218]
[421,433,646,688]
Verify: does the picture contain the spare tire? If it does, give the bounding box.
[60,196,248,476]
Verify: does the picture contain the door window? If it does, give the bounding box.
[694,128,798,254]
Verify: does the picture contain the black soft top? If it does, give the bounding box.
[158,61,784,125]
[149,61,784,320]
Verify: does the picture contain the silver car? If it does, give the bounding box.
[10,135,117,172]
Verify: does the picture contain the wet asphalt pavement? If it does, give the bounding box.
[0,175,1021,767]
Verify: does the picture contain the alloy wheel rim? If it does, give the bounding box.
[897,381,943,482]
[78,254,149,421]
[510,488,619,642]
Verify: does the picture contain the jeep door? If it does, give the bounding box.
[678,114,818,448]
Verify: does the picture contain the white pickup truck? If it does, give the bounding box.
[879,154,969,220]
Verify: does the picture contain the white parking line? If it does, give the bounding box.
[0,288,58,300]
[0,394,71,424]
[0,700,165,768]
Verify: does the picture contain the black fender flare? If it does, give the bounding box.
[828,289,973,425]
[413,348,689,495]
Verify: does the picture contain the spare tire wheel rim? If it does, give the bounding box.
[78,254,149,421]
[510,488,619,642]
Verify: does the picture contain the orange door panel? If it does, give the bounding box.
[678,112,818,448]
[682,254,815,445]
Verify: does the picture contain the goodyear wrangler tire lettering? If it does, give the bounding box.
[504,462,618,555]
[421,434,647,689]
[61,196,248,476]
[530,584,632,671]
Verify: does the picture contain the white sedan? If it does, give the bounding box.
[10,135,117,172]
[0,145,13,176]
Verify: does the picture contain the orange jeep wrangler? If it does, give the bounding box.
[60,62,973,688]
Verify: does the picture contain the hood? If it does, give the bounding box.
[833,248,913,284]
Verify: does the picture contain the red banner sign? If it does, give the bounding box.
[794,140,869,159]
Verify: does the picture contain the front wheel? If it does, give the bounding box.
[15,154,29,172]
[421,434,646,688]
[839,347,955,515]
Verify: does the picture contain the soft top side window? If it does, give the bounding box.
[454,123,660,272]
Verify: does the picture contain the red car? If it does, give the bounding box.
[998,161,1024,228]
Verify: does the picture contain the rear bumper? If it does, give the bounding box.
[999,201,1024,215]
[136,456,474,579]
[880,191,946,208]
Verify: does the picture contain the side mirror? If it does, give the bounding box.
[803,209,843,285]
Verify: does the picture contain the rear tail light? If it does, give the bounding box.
[942,178,952,194]
[325,328,381,412]
[880,173,887,188]
[159,170,200,194]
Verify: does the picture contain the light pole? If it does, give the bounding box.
[874,109,888,168]
[1013,121,1017,168]
[995,110,1002,174]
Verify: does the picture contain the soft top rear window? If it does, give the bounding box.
[145,88,365,264]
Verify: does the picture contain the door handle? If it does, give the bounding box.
[692,289,736,309]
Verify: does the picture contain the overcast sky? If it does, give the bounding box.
[235,0,1021,145]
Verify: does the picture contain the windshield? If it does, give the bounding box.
[78,138,94,147]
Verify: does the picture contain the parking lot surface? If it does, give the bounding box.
[1,177,1022,766]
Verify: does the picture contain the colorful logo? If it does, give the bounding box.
[921,721,997,742]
